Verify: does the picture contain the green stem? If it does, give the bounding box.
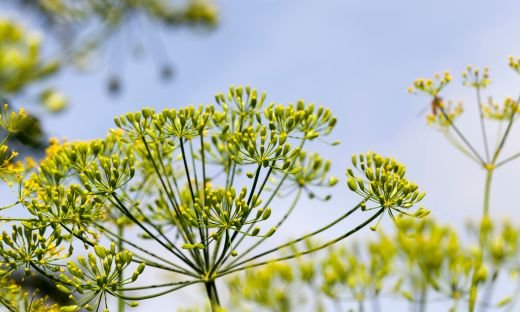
[94,222,195,276]
[469,168,495,312]
[224,200,365,271]
[200,135,210,272]
[479,270,498,312]
[418,286,427,312]
[0,297,16,312]
[180,138,206,268]
[117,224,125,312]
[111,194,200,272]
[226,187,302,267]
[119,280,200,291]
[491,99,519,164]
[482,168,493,217]
[495,152,520,168]
[219,208,383,277]
[115,281,200,300]
[358,299,365,312]
[476,86,490,162]
[438,106,485,165]
[247,165,262,205]
[205,280,221,312]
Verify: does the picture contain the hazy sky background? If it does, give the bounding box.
[3,0,520,310]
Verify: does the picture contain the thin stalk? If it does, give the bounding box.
[220,164,275,264]
[475,86,490,162]
[372,295,381,312]
[478,270,498,312]
[418,286,427,312]
[495,152,520,168]
[491,99,519,164]
[247,165,262,205]
[0,201,20,211]
[219,208,383,277]
[131,257,197,277]
[358,300,365,312]
[119,280,200,291]
[0,297,16,312]
[210,229,231,275]
[211,165,263,271]
[505,276,520,312]
[0,132,9,146]
[200,135,210,272]
[443,131,481,164]
[189,139,200,194]
[438,106,485,165]
[224,200,365,271]
[223,139,306,263]
[227,187,302,267]
[94,222,194,275]
[180,139,196,201]
[469,168,495,312]
[117,224,125,312]
[111,194,200,272]
[115,281,200,300]
[482,169,493,217]
[180,138,206,268]
[144,137,201,263]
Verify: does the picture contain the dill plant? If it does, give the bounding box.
[0,85,429,311]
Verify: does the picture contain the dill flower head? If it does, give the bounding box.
[408,71,452,97]
[461,65,491,89]
[346,152,429,229]
[482,97,520,121]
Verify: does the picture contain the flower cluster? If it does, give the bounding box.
[181,185,275,241]
[0,225,68,276]
[0,18,59,96]
[462,65,491,89]
[408,71,452,97]
[321,238,396,303]
[227,261,307,311]
[0,276,60,312]
[57,243,144,312]
[346,152,429,228]
[508,55,520,74]
[482,97,520,121]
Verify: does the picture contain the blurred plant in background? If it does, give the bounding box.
[210,217,519,312]
[0,17,65,150]
[0,0,218,153]
[6,0,217,94]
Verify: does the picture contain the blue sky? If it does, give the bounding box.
[4,0,520,309]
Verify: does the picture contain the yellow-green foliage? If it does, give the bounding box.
[0,17,59,96]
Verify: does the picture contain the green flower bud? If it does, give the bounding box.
[61,305,80,312]
[347,177,358,191]
[94,245,106,259]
